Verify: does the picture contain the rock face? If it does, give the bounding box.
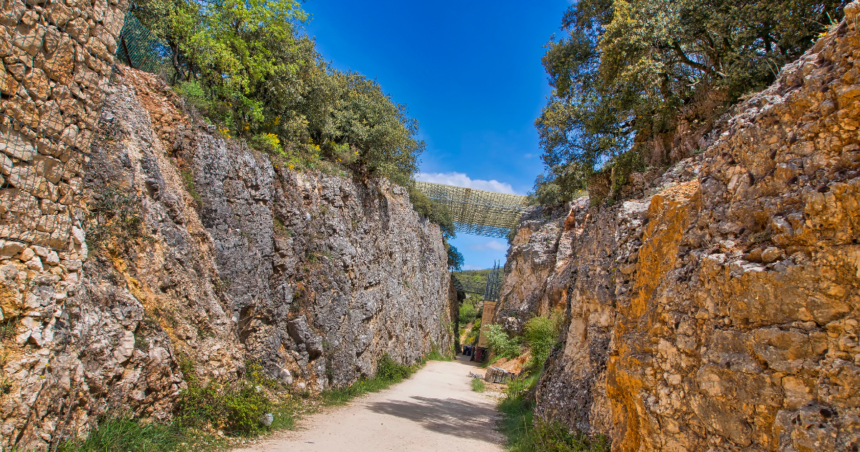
[0,0,127,249]
[495,205,573,334]
[496,7,860,452]
[0,67,454,449]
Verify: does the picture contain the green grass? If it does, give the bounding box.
[57,353,439,450]
[181,170,202,206]
[426,347,452,362]
[321,354,419,406]
[58,393,305,452]
[56,417,226,452]
[471,378,486,393]
[56,399,304,452]
[498,396,610,452]
[58,360,304,452]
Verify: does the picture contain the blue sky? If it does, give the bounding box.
[303,0,570,270]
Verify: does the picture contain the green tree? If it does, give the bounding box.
[131,0,424,186]
[458,299,479,325]
[527,162,589,206]
[447,243,464,272]
[536,0,847,198]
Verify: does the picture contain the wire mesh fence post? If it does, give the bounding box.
[113,11,176,80]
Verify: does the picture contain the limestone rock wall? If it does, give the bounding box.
[494,205,573,334]
[1,0,126,248]
[0,65,454,449]
[497,5,860,451]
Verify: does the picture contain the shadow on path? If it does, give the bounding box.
[366,395,500,444]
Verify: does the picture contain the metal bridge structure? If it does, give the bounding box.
[413,181,529,239]
[483,261,503,302]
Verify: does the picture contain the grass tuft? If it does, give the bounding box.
[58,361,301,451]
[321,354,418,406]
[56,417,220,452]
[426,347,452,362]
[471,378,486,393]
[498,396,610,452]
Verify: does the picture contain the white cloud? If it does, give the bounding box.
[462,264,483,271]
[467,240,508,252]
[415,172,521,195]
[523,153,534,159]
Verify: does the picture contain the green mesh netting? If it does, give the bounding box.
[114,12,175,79]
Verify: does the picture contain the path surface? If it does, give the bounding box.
[234,357,504,452]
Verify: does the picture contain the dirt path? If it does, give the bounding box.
[234,357,504,452]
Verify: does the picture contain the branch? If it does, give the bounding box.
[671,42,715,76]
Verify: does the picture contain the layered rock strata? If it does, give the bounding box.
[497,6,860,451]
[0,67,454,450]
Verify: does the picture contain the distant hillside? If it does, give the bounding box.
[452,269,492,294]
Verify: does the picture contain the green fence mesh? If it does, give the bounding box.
[114,11,176,79]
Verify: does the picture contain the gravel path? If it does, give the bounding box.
[233,357,504,452]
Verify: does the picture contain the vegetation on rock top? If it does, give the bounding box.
[531,0,848,205]
[131,0,423,187]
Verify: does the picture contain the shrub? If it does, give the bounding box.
[176,381,272,435]
[498,393,610,452]
[485,324,522,359]
[523,311,564,371]
[251,133,283,154]
[504,373,540,401]
[408,185,455,237]
[458,300,479,325]
[174,361,273,436]
[221,384,273,435]
[464,318,482,345]
[377,355,413,381]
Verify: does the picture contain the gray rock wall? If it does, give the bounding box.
[181,91,455,389]
[0,64,454,450]
[494,205,572,334]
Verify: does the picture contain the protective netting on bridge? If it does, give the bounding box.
[413,181,528,238]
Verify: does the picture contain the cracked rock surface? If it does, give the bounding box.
[0,67,454,450]
[496,6,860,451]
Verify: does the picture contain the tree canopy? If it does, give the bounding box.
[533,0,847,203]
[447,244,464,272]
[132,0,423,186]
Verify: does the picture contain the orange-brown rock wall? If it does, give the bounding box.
[500,4,860,451]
